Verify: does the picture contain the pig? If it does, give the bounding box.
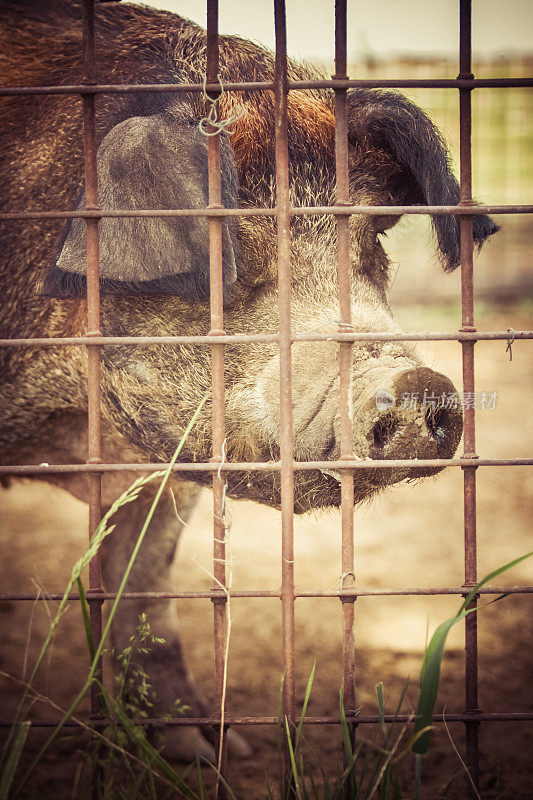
[0,0,497,761]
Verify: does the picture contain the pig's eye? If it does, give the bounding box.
[44,114,239,304]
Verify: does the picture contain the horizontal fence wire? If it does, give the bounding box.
[0,712,531,730]
[1,204,533,220]
[1,78,532,97]
[1,458,532,476]
[1,332,532,347]
[0,586,531,603]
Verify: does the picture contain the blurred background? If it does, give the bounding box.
[362,53,533,308]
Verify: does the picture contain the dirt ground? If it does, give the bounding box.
[1,305,532,799]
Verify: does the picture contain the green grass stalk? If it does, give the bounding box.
[413,551,533,755]
[10,395,207,799]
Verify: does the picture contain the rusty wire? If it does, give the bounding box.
[1,711,532,729]
[1,203,533,221]
[1,712,532,729]
[2,331,533,349]
[79,0,105,727]
[1,585,532,603]
[273,0,297,781]
[458,5,481,792]
[1,457,532,479]
[332,3,357,781]
[0,0,531,797]
[1,77,532,97]
[205,1,230,790]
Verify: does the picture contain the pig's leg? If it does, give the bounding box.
[99,480,251,762]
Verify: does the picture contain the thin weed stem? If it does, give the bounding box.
[442,712,482,800]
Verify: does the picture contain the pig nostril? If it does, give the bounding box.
[372,412,399,449]
[425,406,449,441]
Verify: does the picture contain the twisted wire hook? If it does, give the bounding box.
[506,327,515,362]
[198,73,246,137]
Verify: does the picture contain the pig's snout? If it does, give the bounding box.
[233,355,464,509]
[365,367,463,468]
[251,347,463,500]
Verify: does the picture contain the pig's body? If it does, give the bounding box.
[0,0,496,760]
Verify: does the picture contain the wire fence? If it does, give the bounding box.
[1,1,532,798]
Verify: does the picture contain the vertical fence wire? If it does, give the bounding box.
[458,0,481,795]
[206,0,229,793]
[333,0,357,772]
[81,0,104,722]
[274,0,296,786]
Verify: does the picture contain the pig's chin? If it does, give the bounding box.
[218,469,343,512]
[219,467,412,514]
[221,456,454,513]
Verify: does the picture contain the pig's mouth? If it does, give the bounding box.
[220,454,446,514]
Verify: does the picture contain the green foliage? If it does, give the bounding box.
[2,544,530,798]
[412,551,533,755]
[114,613,165,720]
[273,673,410,800]
[0,723,30,800]
[70,615,199,799]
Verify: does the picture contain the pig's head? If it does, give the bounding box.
[46,85,497,512]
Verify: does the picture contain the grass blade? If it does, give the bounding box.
[459,552,533,615]
[276,676,285,797]
[196,753,206,800]
[0,721,30,800]
[414,753,422,800]
[331,746,363,800]
[102,686,199,800]
[307,769,320,800]
[202,761,240,800]
[338,686,359,799]
[376,682,387,746]
[76,576,95,661]
[381,678,410,755]
[284,716,302,800]
[295,662,316,751]
[413,551,533,755]
[339,685,353,762]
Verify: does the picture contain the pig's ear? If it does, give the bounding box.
[347,90,498,271]
[44,114,238,300]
